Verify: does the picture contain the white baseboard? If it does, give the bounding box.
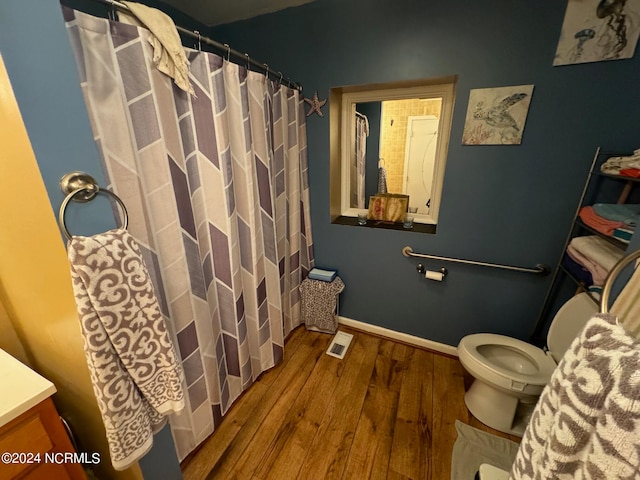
[337,316,458,357]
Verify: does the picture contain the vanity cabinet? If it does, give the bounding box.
[0,398,86,480]
[0,349,86,480]
[532,147,637,342]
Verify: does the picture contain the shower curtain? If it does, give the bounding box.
[353,113,368,208]
[63,8,314,460]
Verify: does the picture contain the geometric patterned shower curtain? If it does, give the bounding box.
[354,113,368,208]
[63,7,314,461]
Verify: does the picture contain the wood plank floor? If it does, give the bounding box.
[181,326,520,480]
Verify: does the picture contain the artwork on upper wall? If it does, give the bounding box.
[461,85,534,146]
[554,0,640,65]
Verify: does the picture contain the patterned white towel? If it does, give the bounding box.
[68,228,185,470]
[509,314,640,479]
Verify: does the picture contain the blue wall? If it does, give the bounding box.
[3,0,638,474]
[210,0,640,346]
[0,1,182,478]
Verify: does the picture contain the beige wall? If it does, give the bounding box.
[0,54,142,480]
[0,298,29,365]
[379,98,442,193]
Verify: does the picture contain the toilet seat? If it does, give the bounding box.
[458,333,557,394]
[458,293,598,436]
[478,464,509,480]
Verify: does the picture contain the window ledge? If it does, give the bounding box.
[332,215,437,234]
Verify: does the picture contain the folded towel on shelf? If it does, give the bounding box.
[68,228,185,470]
[592,203,640,226]
[566,244,609,286]
[619,167,640,178]
[579,206,625,236]
[587,285,603,296]
[600,149,640,175]
[561,253,593,286]
[569,235,625,272]
[120,1,194,95]
[612,227,633,243]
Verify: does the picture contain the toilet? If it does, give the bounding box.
[457,292,598,436]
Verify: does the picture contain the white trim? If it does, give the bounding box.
[402,115,439,215]
[337,316,458,357]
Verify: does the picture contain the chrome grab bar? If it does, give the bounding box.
[402,246,550,275]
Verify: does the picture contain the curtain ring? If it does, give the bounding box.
[278,72,283,84]
[223,43,230,61]
[194,30,201,51]
[108,0,117,21]
[245,53,251,70]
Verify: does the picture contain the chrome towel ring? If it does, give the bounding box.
[58,171,128,240]
[600,248,640,314]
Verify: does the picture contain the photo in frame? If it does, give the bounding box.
[368,194,409,222]
[554,0,640,66]
[461,85,534,146]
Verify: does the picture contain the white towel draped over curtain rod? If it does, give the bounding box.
[90,0,303,91]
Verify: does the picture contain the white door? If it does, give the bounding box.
[403,115,439,215]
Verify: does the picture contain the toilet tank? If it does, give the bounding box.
[546,292,598,361]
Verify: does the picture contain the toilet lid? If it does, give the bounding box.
[547,292,598,361]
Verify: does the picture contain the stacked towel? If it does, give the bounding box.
[571,235,624,271]
[593,203,640,226]
[612,227,634,243]
[561,253,593,286]
[600,149,640,175]
[586,203,639,244]
[68,228,185,470]
[579,206,625,236]
[509,314,640,479]
[119,1,194,95]
[567,236,624,286]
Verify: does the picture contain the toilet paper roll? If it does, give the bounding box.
[425,270,444,281]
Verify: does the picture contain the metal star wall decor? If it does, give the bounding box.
[304,91,327,117]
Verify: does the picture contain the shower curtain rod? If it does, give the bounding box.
[93,0,303,91]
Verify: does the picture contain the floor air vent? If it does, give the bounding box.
[326,331,353,359]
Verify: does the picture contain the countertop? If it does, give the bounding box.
[0,349,56,427]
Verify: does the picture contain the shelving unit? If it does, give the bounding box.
[531,147,637,344]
